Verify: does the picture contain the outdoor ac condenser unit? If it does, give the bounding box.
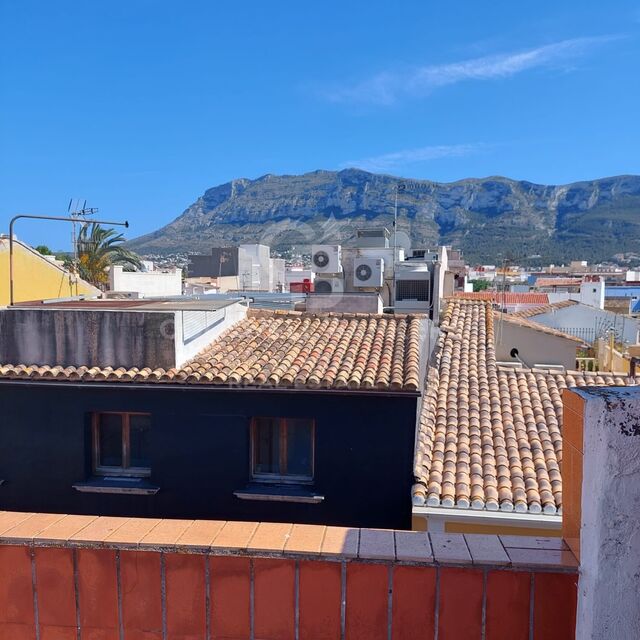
[394,262,431,312]
[314,276,344,294]
[311,245,342,273]
[353,257,384,288]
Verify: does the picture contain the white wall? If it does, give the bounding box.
[579,278,605,309]
[306,293,383,314]
[270,258,285,292]
[173,301,248,367]
[109,265,182,298]
[239,244,270,291]
[494,320,578,369]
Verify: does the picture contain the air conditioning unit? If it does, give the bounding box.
[395,263,431,312]
[311,245,342,273]
[353,257,384,288]
[314,277,344,294]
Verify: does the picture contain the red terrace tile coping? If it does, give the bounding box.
[0,512,578,572]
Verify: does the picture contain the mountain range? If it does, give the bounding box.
[127,169,640,263]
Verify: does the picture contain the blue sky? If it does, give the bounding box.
[1,1,639,248]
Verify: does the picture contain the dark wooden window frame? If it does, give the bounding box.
[92,411,151,478]
[250,417,315,484]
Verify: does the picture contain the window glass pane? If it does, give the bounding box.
[98,414,123,467]
[254,418,280,474]
[286,419,313,477]
[129,414,151,469]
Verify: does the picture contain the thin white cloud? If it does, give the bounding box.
[328,35,621,105]
[341,143,484,173]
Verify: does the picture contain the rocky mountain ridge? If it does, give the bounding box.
[127,169,640,263]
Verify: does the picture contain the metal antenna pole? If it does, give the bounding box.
[392,183,406,309]
[69,201,99,296]
[9,214,129,306]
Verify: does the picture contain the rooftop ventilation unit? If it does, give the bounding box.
[314,276,344,294]
[311,245,342,273]
[356,228,389,248]
[353,257,384,288]
[394,262,431,312]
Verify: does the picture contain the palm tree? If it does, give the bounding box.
[75,223,141,287]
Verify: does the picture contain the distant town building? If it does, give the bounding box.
[534,277,583,293]
[285,266,315,292]
[187,245,282,292]
[108,263,182,298]
[454,291,551,313]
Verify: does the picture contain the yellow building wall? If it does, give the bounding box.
[412,514,562,537]
[0,239,100,305]
[444,521,562,537]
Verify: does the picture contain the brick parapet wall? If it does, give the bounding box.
[0,512,577,639]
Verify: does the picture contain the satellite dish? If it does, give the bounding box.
[392,231,412,255]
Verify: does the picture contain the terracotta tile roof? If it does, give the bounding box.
[512,300,578,318]
[494,312,586,344]
[534,278,582,288]
[413,300,637,515]
[454,292,549,305]
[0,310,424,392]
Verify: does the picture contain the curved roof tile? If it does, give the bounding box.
[0,310,425,393]
[413,299,637,515]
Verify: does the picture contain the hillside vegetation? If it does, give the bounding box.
[127,170,640,263]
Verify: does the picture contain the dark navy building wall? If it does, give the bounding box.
[0,382,419,530]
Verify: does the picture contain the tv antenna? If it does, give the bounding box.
[68,199,99,288]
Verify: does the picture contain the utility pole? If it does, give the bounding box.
[393,182,406,308]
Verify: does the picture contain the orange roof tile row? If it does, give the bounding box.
[512,300,578,318]
[413,300,637,515]
[534,278,582,288]
[0,310,425,392]
[454,292,550,305]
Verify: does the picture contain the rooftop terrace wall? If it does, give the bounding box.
[0,512,577,639]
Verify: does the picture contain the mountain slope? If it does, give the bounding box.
[127,169,640,263]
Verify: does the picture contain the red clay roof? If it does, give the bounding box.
[0,309,425,392]
[534,278,582,288]
[413,299,637,515]
[512,300,578,318]
[454,291,549,305]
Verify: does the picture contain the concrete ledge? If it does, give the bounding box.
[72,477,160,495]
[0,511,578,571]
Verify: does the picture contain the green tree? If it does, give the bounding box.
[35,245,53,255]
[472,279,491,292]
[76,223,141,287]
